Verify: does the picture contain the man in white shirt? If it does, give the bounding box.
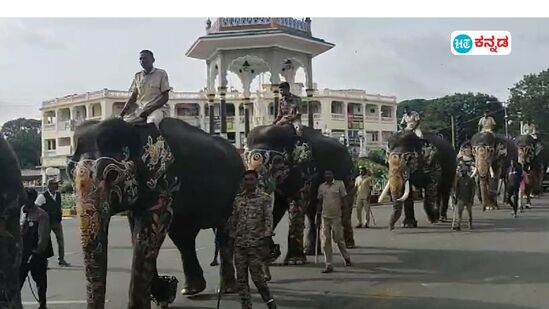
[35,179,70,267]
[400,107,423,138]
[120,50,172,126]
[478,110,496,133]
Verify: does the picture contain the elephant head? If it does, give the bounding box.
[244,125,304,194]
[379,131,439,222]
[515,134,536,170]
[68,118,176,307]
[470,132,508,209]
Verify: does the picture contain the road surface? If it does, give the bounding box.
[21,196,549,309]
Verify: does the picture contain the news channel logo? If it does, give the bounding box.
[451,31,511,55]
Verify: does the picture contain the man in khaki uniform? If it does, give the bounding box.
[478,110,496,133]
[120,50,172,126]
[274,82,303,136]
[354,166,372,228]
[317,169,351,273]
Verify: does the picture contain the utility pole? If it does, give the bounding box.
[451,115,456,149]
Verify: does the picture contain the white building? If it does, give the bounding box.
[40,86,397,180]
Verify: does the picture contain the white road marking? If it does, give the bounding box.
[23,300,109,305]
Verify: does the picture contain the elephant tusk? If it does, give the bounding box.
[378,181,391,203]
[490,166,495,178]
[396,180,411,202]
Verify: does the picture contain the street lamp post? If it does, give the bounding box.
[358,130,367,158]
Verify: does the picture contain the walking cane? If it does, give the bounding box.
[314,215,320,264]
[216,283,222,309]
[369,207,376,226]
[450,192,457,230]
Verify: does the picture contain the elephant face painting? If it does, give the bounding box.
[244,148,290,193]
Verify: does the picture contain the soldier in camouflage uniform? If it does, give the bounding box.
[229,170,277,309]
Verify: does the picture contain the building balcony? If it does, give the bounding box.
[365,115,379,121]
[381,116,394,122]
[44,123,56,130]
[44,146,72,158]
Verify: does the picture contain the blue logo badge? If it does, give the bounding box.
[453,34,473,54]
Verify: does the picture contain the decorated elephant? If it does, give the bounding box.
[515,134,549,205]
[470,132,518,210]
[0,136,25,309]
[244,124,353,262]
[68,118,244,308]
[378,131,456,228]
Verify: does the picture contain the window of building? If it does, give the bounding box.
[365,131,379,142]
[299,100,321,114]
[331,101,344,114]
[268,102,275,115]
[91,103,102,117]
[239,104,254,116]
[176,103,200,116]
[382,131,393,142]
[381,106,393,118]
[46,139,56,150]
[226,104,235,117]
[347,103,362,115]
[112,102,125,116]
[58,137,71,147]
[44,111,56,124]
[227,132,236,143]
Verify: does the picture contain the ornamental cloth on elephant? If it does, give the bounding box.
[73,121,180,306]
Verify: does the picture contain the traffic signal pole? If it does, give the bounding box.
[451,115,456,149]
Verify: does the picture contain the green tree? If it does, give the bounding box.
[0,118,41,169]
[398,93,504,143]
[508,69,549,141]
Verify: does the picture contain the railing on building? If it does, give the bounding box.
[314,89,397,103]
[209,17,311,35]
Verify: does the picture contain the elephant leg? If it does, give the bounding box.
[402,197,417,228]
[168,220,206,296]
[284,199,307,265]
[269,196,287,260]
[439,192,449,222]
[128,195,173,309]
[218,225,237,294]
[423,182,438,224]
[0,213,22,309]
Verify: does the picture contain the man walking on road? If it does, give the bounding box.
[20,188,53,309]
[317,170,351,273]
[35,179,70,267]
[229,170,277,309]
[354,166,372,228]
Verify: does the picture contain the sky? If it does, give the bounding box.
[1,18,549,125]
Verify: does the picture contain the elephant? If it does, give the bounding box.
[470,132,518,211]
[515,134,549,206]
[244,124,353,262]
[68,118,244,309]
[378,131,456,228]
[0,136,25,309]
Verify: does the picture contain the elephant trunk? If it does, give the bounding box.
[74,161,111,309]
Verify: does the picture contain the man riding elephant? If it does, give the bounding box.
[69,117,244,308]
[245,124,353,263]
[378,130,456,228]
[478,110,496,133]
[470,131,518,211]
[273,82,303,137]
[0,136,25,309]
[400,107,423,138]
